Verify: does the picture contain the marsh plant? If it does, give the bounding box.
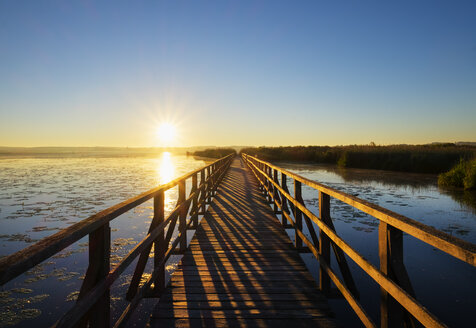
[439,158,476,190]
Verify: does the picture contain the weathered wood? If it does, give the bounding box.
[319,257,376,328]
[150,159,337,328]
[178,180,187,253]
[190,173,198,228]
[319,197,359,299]
[0,154,234,328]
[199,169,206,214]
[294,180,303,249]
[244,154,476,266]
[0,154,234,286]
[153,192,166,293]
[76,224,111,328]
[380,222,417,328]
[243,154,457,328]
[126,191,165,300]
[319,192,331,295]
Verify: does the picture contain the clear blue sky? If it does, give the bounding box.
[1,1,475,147]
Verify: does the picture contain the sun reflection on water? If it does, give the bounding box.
[156,152,177,213]
[157,152,174,184]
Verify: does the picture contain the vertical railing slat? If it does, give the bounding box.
[319,191,331,295]
[190,173,198,229]
[178,180,187,253]
[77,223,111,327]
[294,180,303,249]
[153,191,165,293]
[379,222,417,328]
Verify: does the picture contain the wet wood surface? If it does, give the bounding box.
[150,159,338,327]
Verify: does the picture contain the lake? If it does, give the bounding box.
[0,155,475,327]
[276,162,476,327]
[0,153,210,327]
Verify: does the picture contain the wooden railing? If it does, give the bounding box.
[242,153,476,328]
[0,153,234,328]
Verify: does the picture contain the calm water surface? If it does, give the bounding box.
[1,157,475,327]
[276,162,476,327]
[0,153,209,327]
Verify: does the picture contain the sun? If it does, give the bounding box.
[157,122,177,145]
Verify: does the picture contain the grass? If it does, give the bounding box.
[191,148,236,159]
[240,144,476,174]
[438,158,476,190]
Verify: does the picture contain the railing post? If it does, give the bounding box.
[273,169,280,213]
[151,191,165,294]
[294,179,303,249]
[319,191,331,295]
[77,223,111,327]
[206,167,211,204]
[178,180,187,253]
[213,163,219,195]
[379,222,416,328]
[281,172,289,227]
[190,173,198,229]
[200,170,206,214]
[266,166,273,203]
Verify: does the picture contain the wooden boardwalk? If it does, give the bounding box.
[150,159,338,327]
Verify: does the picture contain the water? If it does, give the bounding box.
[0,153,210,327]
[1,157,475,327]
[275,162,476,327]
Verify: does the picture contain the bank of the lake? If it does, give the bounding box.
[241,144,476,174]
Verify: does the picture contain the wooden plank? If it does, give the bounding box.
[153,318,338,328]
[158,293,327,302]
[151,158,337,327]
[154,308,330,319]
[156,300,328,310]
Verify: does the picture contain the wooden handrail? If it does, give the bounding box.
[242,153,476,328]
[242,154,476,266]
[0,153,234,328]
[0,153,233,285]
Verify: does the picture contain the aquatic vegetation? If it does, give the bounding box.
[241,144,476,174]
[0,292,47,326]
[0,309,41,326]
[9,289,32,294]
[0,234,37,243]
[66,291,79,302]
[438,158,476,190]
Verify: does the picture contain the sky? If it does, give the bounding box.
[0,1,475,147]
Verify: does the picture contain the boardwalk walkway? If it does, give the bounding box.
[150,158,337,327]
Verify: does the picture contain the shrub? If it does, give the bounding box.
[438,158,476,190]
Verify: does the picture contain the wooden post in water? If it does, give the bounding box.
[153,191,165,293]
[178,180,187,253]
[319,192,331,295]
[294,180,303,249]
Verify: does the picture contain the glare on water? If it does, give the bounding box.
[156,152,174,184]
[0,153,209,327]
